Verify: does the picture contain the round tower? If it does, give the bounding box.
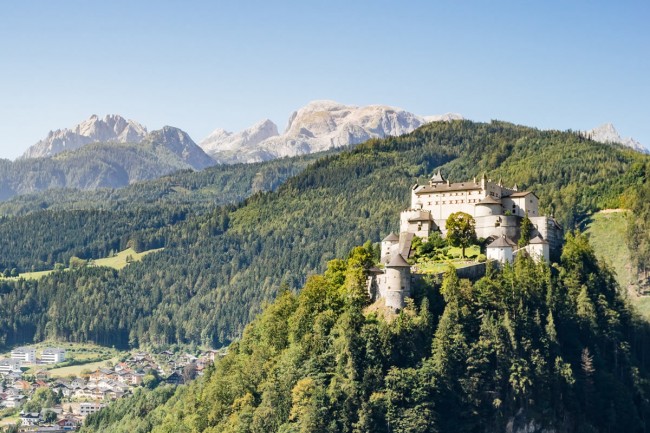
[381,232,400,260]
[384,253,411,310]
[475,195,503,217]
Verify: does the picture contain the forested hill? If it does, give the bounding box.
[0,151,326,216]
[0,153,322,272]
[81,236,650,433]
[0,120,648,351]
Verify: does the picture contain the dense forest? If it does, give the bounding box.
[0,120,648,351]
[81,235,650,433]
[0,153,321,272]
[0,151,324,216]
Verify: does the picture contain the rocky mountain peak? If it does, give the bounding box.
[146,126,215,170]
[199,100,463,164]
[200,119,280,156]
[584,123,647,154]
[21,114,148,159]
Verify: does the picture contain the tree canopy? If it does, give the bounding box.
[445,211,478,258]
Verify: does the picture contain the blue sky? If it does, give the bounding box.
[1,0,648,159]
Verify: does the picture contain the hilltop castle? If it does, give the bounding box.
[368,171,563,310]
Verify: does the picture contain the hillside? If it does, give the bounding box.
[0,120,647,351]
[0,153,323,271]
[80,236,650,433]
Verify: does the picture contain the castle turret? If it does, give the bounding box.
[486,235,516,263]
[528,235,549,262]
[475,195,503,217]
[381,232,400,260]
[383,253,411,310]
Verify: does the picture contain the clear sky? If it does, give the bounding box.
[1,0,648,159]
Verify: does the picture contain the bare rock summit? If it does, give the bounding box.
[584,123,647,154]
[200,100,463,164]
[22,114,148,159]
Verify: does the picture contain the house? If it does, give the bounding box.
[41,348,66,364]
[11,347,36,363]
[57,415,82,431]
[79,402,105,416]
[166,371,184,385]
[2,394,26,408]
[13,380,32,391]
[0,358,22,374]
[19,411,41,426]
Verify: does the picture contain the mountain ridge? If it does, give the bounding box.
[199,100,463,163]
[1,126,216,200]
[21,114,148,159]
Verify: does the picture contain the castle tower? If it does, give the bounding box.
[475,195,503,217]
[381,232,400,260]
[486,235,516,263]
[528,235,549,262]
[383,254,411,310]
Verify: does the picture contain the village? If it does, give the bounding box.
[0,345,223,432]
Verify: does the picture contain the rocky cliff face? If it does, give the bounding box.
[22,114,148,159]
[200,100,462,164]
[584,123,647,153]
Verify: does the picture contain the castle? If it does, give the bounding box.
[367,170,563,310]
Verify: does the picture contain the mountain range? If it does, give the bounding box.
[4,103,646,203]
[199,100,464,163]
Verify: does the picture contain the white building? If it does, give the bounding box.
[368,171,560,310]
[399,171,561,257]
[79,402,105,416]
[41,348,66,364]
[486,236,516,263]
[11,347,36,363]
[0,359,22,374]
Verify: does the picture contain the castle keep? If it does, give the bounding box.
[368,170,563,310]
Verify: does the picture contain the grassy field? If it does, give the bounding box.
[585,210,633,290]
[585,209,650,320]
[0,247,163,281]
[92,247,163,270]
[1,342,124,376]
[413,244,482,275]
[47,356,120,378]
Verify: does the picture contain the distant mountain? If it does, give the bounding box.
[200,119,280,162]
[200,100,463,163]
[584,123,648,154]
[21,114,148,159]
[0,127,216,201]
[145,126,216,170]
